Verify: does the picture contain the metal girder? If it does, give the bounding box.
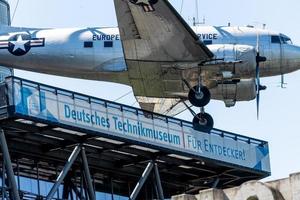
[130,161,154,200]
[154,163,164,200]
[129,161,165,200]
[0,129,20,200]
[46,145,82,200]
[81,147,96,200]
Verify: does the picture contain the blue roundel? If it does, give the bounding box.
[8,34,31,56]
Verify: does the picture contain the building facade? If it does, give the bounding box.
[0,0,13,81]
[172,172,300,200]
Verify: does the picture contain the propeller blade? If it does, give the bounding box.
[256,90,260,119]
[255,30,266,119]
[255,57,260,119]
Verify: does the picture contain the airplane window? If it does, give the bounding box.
[280,36,293,44]
[203,40,212,45]
[271,35,281,44]
[104,41,113,48]
[84,41,93,48]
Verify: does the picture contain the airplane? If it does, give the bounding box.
[0,0,300,132]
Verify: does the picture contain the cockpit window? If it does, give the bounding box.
[271,35,281,44]
[280,35,293,44]
[271,35,293,44]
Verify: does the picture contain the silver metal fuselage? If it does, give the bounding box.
[0,25,299,101]
[193,26,300,78]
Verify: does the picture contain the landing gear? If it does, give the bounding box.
[188,85,211,107]
[182,84,214,132]
[188,84,213,132]
[192,112,214,133]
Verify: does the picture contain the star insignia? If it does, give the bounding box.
[0,33,45,56]
[10,35,30,53]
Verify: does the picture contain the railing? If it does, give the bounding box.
[5,76,267,147]
[1,76,270,173]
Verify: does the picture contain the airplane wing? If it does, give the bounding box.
[113,0,213,63]
[114,0,214,116]
[137,97,192,116]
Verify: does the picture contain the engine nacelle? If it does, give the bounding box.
[207,44,257,77]
[210,79,256,107]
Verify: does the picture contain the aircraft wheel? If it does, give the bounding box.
[192,112,214,132]
[188,85,211,107]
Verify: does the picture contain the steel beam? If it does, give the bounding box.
[111,178,114,200]
[0,129,20,200]
[46,145,81,200]
[81,146,96,200]
[37,163,41,196]
[2,157,6,199]
[129,161,154,200]
[154,163,164,200]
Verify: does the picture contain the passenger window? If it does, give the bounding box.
[203,40,212,45]
[84,41,93,48]
[271,36,281,44]
[104,41,113,48]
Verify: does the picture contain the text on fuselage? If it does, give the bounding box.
[92,34,120,41]
[197,33,218,40]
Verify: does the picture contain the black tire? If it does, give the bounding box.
[193,113,214,133]
[188,86,211,107]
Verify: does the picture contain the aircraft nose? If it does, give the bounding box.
[282,44,300,73]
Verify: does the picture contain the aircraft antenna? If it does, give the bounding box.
[11,0,20,23]
[193,0,205,26]
[195,0,199,25]
[180,0,184,14]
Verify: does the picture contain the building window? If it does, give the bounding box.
[84,41,93,48]
[247,196,259,200]
[104,41,113,48]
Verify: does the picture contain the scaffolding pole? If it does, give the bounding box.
[129,161,154,200]
[0,129,20,200]
[46,145,81,200]
[2,156,6,199]
[154,163,164,200]
[81,146,96,200]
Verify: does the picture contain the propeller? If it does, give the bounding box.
[255,32,267,119]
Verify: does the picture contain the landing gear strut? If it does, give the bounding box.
[183,80,214,132]
[188,85,211,107]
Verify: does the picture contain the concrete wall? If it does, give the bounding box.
[172,172,300,200]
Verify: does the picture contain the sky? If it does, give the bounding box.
[6,0,300,182]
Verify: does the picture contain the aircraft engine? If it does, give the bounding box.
[207,44,257,77]
[209,79,256,107]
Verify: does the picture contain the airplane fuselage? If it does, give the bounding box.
[0,26,299,82]
[0,25,299,108]
[0,26,129,83]
[193,26,300,77]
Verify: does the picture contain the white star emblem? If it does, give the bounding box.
[136,0,150,5]
[10,35,29,52]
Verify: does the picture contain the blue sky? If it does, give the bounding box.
[7,0,300,181]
